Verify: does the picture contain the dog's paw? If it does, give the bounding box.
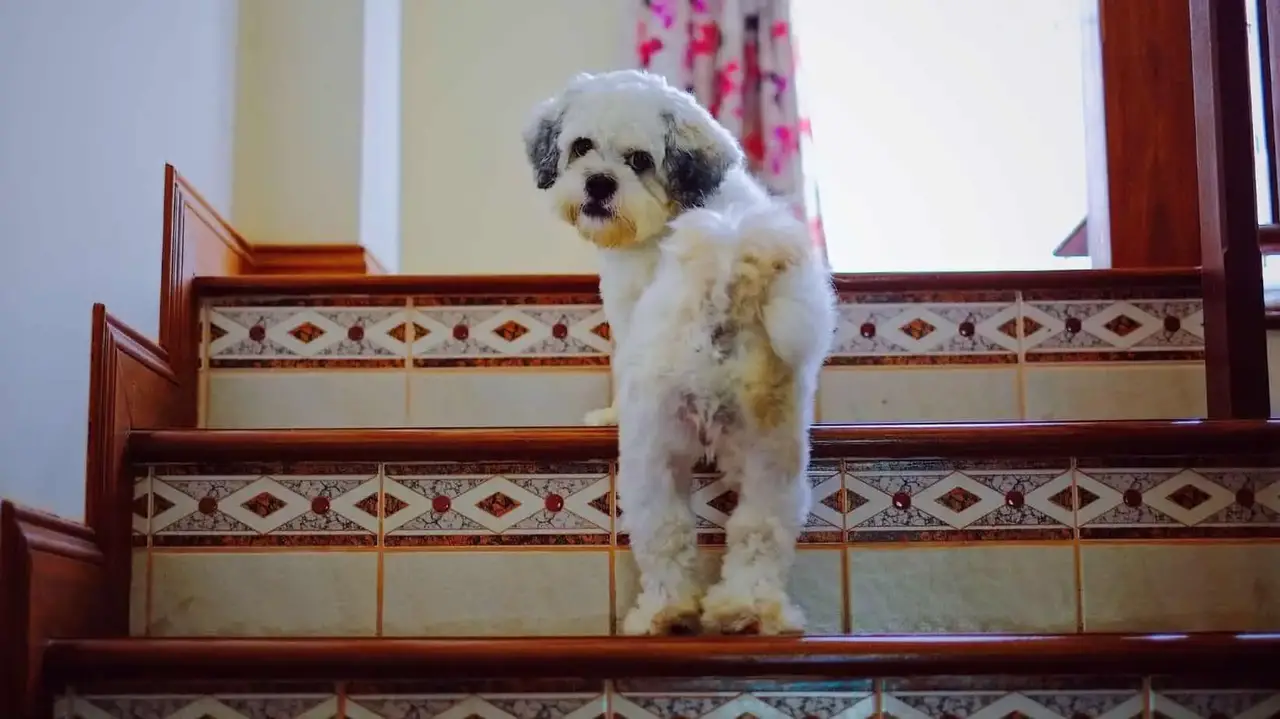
[583,406,619,426]
[700,583,805,636]
[621,593,702,636]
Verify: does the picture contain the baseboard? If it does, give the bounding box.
[0,502,106,719]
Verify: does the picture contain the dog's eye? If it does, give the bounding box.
[569,138,594,159]
[625,151,654,173]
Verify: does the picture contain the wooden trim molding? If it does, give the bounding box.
[1190,0,1271,418]
[85,305,180,635]
[0,503,106,719]
[42,633,1280,686]
[126,420,1280,464]
[243,243,386,275]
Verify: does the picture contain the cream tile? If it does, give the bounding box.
[848,545,1077,633]
[206,371,408,428]
[1081,543,1280,631]
[130,549,147,637]
[818,366,1020,423]
[382,550,611,636]
[1268,330,1280,417]
[1022,363,1206,420]
[149,551,377,636]
[613,548,844,634]
[408,370,610,426]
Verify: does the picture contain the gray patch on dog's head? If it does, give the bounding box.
[526,114,563,190]
[661,111,737,209]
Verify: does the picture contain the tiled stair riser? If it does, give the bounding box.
[199,287,1208,428]
[129,455,1280,638]
[56,678,1280,719]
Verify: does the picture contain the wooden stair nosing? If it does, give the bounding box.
[42,633,1280,686]
[125,420,1280,464]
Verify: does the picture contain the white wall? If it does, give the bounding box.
[0,0,239,518]
[400,0,633,274]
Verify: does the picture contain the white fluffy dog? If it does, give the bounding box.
[523,70,835,635]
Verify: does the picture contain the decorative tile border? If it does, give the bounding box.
[144,463,381,547]
[406,302,611,368]
[843,460,1075,542]
[60,693,339,718]
[616,460,845,547]
[382,462,613,546]
[881,682,1145,719]
[132,457,1280,546]
[1074,464,1280,539]
[830,294,1020,366]
[614,686,875,719]
[203,289,1205,370]
[1151,688,1280,719]
[207,297,410,369]
[1022,298,1205,363]
[348,691,606,719]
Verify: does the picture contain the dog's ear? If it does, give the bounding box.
[522,96,566,190]
[661,108,744,209]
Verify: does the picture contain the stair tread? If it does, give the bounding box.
[44,633,1280,683]
[130,420,1280,462]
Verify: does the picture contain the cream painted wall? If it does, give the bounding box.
[233,0,365,246]
[400,0,633,274]
[0,0,238,518]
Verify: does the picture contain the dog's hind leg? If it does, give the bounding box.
[700,427,810,635]
[617,430,703,635]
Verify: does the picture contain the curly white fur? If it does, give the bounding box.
[523,70,836,635]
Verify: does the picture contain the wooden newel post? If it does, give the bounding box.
[1189,0,1271,418]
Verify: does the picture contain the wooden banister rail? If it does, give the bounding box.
[42,634,1280,685]
[126,420,1280,464]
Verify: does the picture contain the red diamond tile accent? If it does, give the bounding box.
[241,492,287,518]
[492,320,530,342]
[899,317,936,340]
[587,493,612,516]
[707,490,739,514]
[353,494,380,517]
[381,495,409,517]
[935,486,983,512]
[388,322,429,343]
[476,492,521,517]
[1103,314,1143,337]
[1167,484,1212,510]
[997,317,1045,339]
[821,488,867,513]
[208,324,228,342]
[1048,486,1099,511]
[590,322,611,341]
[288,321,326,343]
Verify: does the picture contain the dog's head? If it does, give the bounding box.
[522,70,744,249]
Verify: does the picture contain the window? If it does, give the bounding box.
[793,0,1091,273]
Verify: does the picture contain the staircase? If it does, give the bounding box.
[3,168,1280,718]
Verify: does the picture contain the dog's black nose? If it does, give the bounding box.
[584,173,618,201]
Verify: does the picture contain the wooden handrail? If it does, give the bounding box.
[126,420,1280,464]
[190,267,1202,297]
[42,634,1280,685]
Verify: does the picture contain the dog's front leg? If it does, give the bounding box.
[617,442,702,635]
[701,435,810,635]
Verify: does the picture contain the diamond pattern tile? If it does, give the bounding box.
[147,464,380,546]
[844,462,1074,541]
[831,300,1019,364]
[383,462,611,545]
[1076,465,1280,538]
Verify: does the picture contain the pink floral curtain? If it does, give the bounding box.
[637,0,827,257]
